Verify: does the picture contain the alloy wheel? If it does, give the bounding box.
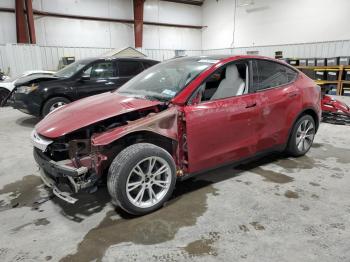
[296,119,315,152]
[126,156,172,208]
[49,101,66,112]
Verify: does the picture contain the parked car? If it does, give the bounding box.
[31,55,321,215]
[0,70,55,106]
[6,57,159,117]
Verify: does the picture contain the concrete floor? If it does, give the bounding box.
[0,100,350,262]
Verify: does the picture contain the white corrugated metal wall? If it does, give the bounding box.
[1,40,350,77]
[0,44,112,77]
[144,39,350,61]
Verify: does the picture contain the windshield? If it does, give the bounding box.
[54,60,91,78]
[117,57,214,101]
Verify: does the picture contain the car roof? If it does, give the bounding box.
[172,54,279,62]
[77,57,159,64]
[99,57,158,62]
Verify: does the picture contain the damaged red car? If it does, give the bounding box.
[31,55,321,215]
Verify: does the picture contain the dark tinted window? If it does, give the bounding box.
[118,61,143,77]
[254,60,297,90]
[82,61,115,79]
[142,61,157,69]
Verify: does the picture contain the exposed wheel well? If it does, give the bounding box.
[106,131,177,162]
[0,87,10,93]
[285,108,319,150]
[301,108,319,132]
[0,87,10,106]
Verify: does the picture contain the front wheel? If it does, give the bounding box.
[286,115,316,157]
[107,143,176,215]
[42,97,70,117]
[0,88,10,106]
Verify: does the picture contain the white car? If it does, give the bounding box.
[0,70,55,105]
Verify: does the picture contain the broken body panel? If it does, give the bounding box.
[321,95,350,125]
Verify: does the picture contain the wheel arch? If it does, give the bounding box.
[299,107,320,132]
[40,95,72,116]
[105,130,178,163]
[0,86,11,93]
[286,107,320,148]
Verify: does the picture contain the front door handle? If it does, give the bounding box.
[287,91,299,98]
[245,102,257,108]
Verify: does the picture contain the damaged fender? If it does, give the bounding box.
[92,106,179,146]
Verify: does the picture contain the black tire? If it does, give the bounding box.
[286,114,316,157]
[0,88,10,106]
[107,143,176,215]
[42,97,70,117]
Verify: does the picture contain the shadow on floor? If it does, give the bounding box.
[52,152,286,222]
[16,116,40,128]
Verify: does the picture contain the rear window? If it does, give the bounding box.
[254,60,297,90]
[118,61,144,77]
[142,61,158,69]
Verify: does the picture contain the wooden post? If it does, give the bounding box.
[337,66,343,95]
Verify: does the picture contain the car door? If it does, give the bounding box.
[116,60,144,86]
[183,60,260,174]
[74,60,118,99]
[252,59,301,152]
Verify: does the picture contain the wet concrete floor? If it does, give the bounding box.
[0,107,350,262]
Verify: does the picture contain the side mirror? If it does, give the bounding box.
[80,74,90,81]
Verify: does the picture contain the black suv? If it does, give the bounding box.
[6,57,159,117]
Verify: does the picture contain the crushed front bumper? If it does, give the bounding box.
[34,147,88,177]
[4,89,41,116]
[39,169,79,204]
[33,148,90,204]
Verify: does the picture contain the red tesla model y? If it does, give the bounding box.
[31,55,321,215]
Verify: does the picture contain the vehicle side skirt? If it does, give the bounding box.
[177,144,286,181]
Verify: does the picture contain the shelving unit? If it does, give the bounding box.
[295,65,350,95]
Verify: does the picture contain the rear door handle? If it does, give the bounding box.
[245,102,257,108]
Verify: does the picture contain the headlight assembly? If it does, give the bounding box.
[17,84,38,94]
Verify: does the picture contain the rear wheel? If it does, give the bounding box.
[0,88,10,106]
[286,115,315,157]
[107,143,176,215]
[42,97,70,117]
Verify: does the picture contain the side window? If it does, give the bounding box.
[190,61,249,103]
[254,60,297,90]
[142,61,156,69]
[118,61,143,77]
[82,61,114,79]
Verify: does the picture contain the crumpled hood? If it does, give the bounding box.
[0,81,14,91]
[35,92,161,138]
[15,74,59,87]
